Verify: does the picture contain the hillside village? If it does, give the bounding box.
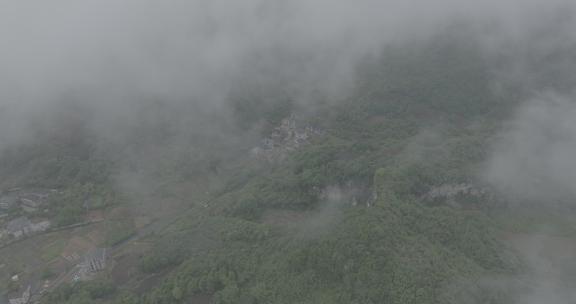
[251,115,322,162]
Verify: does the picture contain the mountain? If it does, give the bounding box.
[2,22,576,304]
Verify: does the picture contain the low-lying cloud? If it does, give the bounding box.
[484,93,576,203]
[0,0,573,151]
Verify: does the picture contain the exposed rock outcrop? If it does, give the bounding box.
[424,183,492,208]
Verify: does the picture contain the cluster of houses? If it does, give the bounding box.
[251,115,321,162]
[0,188,110,302]
[2,217,51,240]
[0,188,56,213]
[0,188,55,243]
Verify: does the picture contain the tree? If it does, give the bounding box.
[172,285,183,301]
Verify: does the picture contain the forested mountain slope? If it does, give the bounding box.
[2,26,576,304]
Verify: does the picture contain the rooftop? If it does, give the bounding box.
[6,217,32,233]
[84,248,107,263]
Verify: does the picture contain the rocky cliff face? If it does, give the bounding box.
[424,183,492,208]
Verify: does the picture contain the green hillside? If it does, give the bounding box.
[5,29,571,304]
